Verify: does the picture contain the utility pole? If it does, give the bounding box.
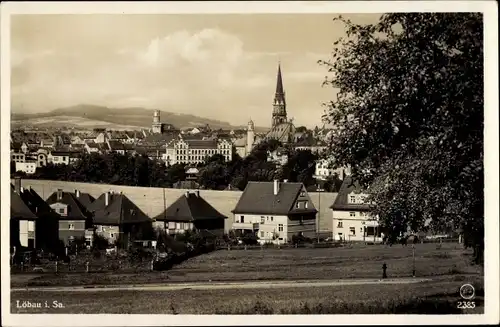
[412,244,416,277]
[317,186,324,242]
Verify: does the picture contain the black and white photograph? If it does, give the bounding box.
[1,1,498,325]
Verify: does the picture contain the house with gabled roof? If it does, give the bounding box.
[87,191,153,248]
[152,190,227,237]
[46,189,94,246]
[232,180,318,244]
[330,176,382,243]
[10,178,60,250]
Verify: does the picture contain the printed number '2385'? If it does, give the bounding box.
[457,301,476,309]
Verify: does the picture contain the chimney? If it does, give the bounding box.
[105,192,109,206]
[57,189,63,200]
[75,189,80,198]
[273,179,279,196]
[14,177,21,194]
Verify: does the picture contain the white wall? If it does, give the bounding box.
[96,225,120,244]
[15,162,37,174]
[233,213,288,243]
[332,210,382,242]
[19,220,35,247]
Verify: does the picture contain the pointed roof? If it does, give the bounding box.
[329,176,370,211]
[46,191,93,220]
[153,191,227,222]
[11,188,38,220]
[232,181,317,215]
[275,62,284,95]
[88,192,151,225]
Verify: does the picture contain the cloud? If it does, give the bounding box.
[11,28,329,126]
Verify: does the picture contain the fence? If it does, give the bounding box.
[216,238,461,251]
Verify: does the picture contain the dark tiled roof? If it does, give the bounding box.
[232,181,317,215]
[153,192,227,222]
[46,191,93,220]
[185,139,218,149]
[74,192,95,210]
[11,188,38,220]
[88,193,151,225]
[329,176,370,211]
[107,140,125,150]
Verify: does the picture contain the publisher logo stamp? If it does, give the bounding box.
[459,284,475,300]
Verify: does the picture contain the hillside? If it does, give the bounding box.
[11,104,269,132]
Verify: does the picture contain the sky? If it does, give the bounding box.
[11,14,381,128]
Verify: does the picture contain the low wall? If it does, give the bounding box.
[12,179,337,233]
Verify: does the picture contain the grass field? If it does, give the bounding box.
[11,242,482,288]
[10,276,483,314]
[10,243,484,314]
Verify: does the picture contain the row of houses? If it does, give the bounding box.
[11,175,382,252]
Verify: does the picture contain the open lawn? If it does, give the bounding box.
[10,276,484,314]
[11,242,482,288]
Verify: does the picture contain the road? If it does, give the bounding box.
[12,277,432,293]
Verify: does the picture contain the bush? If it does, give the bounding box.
[242,233,258,245]
[92,233,109,250]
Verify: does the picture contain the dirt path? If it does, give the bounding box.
[12,277,432,292]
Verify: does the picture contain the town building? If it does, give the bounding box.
[234,119,257,158]
[87,191,153,248]
[45,189,94,246]
[10,179,59,250]
[152,190,227,237]
[330,176,383,243]
[15,161,37,175]
[232,180,318,244]
[11,152,26,163]
[263,63,296,144]
[314,159,349,181]
[165,138,233,166]
[267,146,290,166]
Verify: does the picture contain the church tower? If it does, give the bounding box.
[246,119,255,155]
[152,110,162,134]
[272,63,287,127]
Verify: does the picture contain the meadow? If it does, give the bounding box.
[11,276,483,314]
[10,242,484,314]
[11,242,482,288]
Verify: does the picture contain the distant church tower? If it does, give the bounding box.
[152,110,162,134]
[272,63,287,127]
[246,119,255,155]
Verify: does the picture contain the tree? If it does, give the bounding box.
[282,149,318,186]
[320,14,483,263]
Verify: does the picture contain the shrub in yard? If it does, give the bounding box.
[241,233,258,245]
[92,233,109,251]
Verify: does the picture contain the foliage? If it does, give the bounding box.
[320,13,483,263]
[281,149,318,186]
[92,233,110,251]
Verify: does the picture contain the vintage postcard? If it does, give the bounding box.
[1,1,498,326]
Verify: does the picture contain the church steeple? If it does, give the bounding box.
[272,62,287,127]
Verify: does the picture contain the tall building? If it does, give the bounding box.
[152,110,162,134]
[246,119,255,155]
[272,63,287,127]
[265,63,295,144]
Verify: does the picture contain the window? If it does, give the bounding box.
[175,223,181,230]
[69,223,75,230]
[278,224,284,232]
[270,217,274,222]
[240,216,245,223]
[349,212,356,217]
[59,208,65,214]
[349,227,356,236]
[110,233,114,238]
[279,237,283,241]
[300,191,306,197]
[261,217,265,224]
[349,195,356,203]
[260,231,264,238]
[305,202,308,209]
[296,202,300,209]
[337,221,343,228]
